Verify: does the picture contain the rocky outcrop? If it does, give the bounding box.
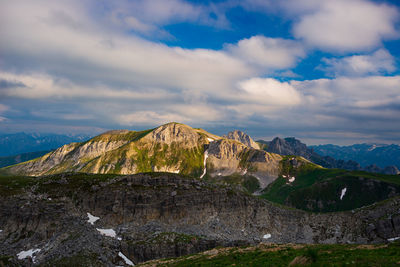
[266,137,312,158]
[1,173,400,266]
[224,130,260,149]
[206,139,282,187]
[143,123,206,148]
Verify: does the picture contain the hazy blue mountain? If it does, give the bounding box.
[0,132,91,157]
[311,143,400,169]
[258,137,399,175]
[0,150,52,168]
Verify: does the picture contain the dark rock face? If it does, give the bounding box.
[266,137,312,159]
[1,173,400,266]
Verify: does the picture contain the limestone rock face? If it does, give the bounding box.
[206,139,282,187]
[224,130,260,149]
[143,123,204,148]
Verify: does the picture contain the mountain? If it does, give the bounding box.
[0,150,52,168]
[2,123,400,265]
[0,132,91,157]
[1,172,399,265]
[0,123,284,189]
[259,137,400,175]
[224,130,260,149]
[311,143,400,169]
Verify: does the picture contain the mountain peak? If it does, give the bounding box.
[143,122,203,147]
[224,130,260,149]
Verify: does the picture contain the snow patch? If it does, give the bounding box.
[118,252,134,266]
[207,138,214,142]
[282,175,287,178]
[263,234,271,239]
[340,187,347,200]
[17,248,41,262]
[288,177,295,183]
[87,212,100,225]
[96,228,116,238]
[200,150,208,179]
[388,237,400,242]
[171,170,180,174]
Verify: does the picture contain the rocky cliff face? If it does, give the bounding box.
[224,130,260,150]
[1,173,399,266]
[206,139,281,187]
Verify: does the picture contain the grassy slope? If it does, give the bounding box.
[261,163,400,212]
[138,242,400,267]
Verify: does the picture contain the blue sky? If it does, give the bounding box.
[0,0,400,145]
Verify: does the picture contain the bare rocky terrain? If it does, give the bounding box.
[1,173,400,266]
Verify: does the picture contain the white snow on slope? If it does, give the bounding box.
[17,248,41,262]
[388,237,400,242]
[263,234,271,239]
[87,212,100,225]
[288,177,295,183]
[207,138,214,142]
[200,150,208,179]
[340,187,347,200]
[119,252,135,266]
[96,228,116,238]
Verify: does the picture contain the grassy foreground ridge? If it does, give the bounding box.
[138,242,400,267]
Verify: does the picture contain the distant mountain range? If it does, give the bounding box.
[310,143,400,169]
[0,132,92,157]
[0,150,51,168]
[258,137,400,175]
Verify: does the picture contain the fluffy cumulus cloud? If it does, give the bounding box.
[104,0,228,37]
[291,0,400,52]
[226,36,305,70]
[238,78,302,106]
[320,49,396,76]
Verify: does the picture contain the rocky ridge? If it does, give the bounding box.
[1,123,284,188]
[224,130,260,150]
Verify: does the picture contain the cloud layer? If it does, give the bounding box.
[0,0,400,144]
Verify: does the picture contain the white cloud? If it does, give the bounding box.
[238,78,302,106]
[227,35,305,70]
[117,111,189,126]
[291,0,400,52]
[105,0,229,36]
[321,49,396,76]
[293,75,400,113]
[0,104,8,113]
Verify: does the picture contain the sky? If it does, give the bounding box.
[0,0,400,145]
